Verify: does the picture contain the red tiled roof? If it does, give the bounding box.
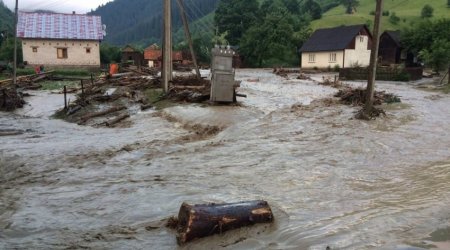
[17,12,104,40]
[144,48,183,61]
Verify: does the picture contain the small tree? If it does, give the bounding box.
[341,0,360,14]
[421,4,434,18]
[389,12,400,25]
[418,39,450,72]
[448,0,450,8]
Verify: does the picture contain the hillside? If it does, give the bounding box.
[90,0,219,47]
[0,0,13,34]
[311,0,450,31]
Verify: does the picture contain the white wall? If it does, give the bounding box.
[301,50,344,69]
[344,35,371,68]
[22,39,100,67]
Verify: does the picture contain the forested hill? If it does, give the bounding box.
[0,0,13,34]
[90,0,219,47]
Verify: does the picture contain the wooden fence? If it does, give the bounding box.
[339,67,423,81]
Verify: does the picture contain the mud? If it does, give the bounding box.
[1,69,449,249]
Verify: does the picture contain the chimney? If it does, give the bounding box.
[72,11,76,14]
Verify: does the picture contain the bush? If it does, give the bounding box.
[393,72,410,81]
[369,10,375,15]
[334,64,341,72]
[382,10,390,16]
[421,4,434,18]
[389,12,400,25]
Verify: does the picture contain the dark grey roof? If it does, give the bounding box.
[384,30,401,47]
[300,24,370,52]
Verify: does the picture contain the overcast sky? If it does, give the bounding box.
[3,0,112,14]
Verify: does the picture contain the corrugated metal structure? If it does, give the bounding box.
[210,45,236,103]
[17,12,104,41]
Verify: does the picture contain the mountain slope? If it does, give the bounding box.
[91,0,219,47]
[311,0,450,31]
[0,1,13,34]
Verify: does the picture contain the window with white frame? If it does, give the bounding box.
[360,36,364,43]
[329,53,337,62]
[309,54,315,63]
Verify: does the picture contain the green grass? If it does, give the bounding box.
[40,80,79,90]
[16,68,94,77]
[311,0,450,31]
[144,88,174,110]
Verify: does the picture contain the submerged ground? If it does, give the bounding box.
[1,69,449,249]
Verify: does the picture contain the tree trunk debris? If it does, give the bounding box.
[174,200,274,244]
[105,113,130,127]
[79,105,126,124]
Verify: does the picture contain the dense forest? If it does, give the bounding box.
[90,0,219,47]
[0,0,13,42]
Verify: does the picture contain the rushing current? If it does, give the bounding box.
[1,69,449,249]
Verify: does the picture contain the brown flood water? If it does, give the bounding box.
[0,69,449,249]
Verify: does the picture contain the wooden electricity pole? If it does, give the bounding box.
[364,0,383,115]
[13,0,18,86]
[176,0,201,79]
[162,0,172,92]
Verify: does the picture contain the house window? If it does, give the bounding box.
[309,54,315,63]
[32,47,38,53]
[86,48,91,54]
[360,36,364,43]
[329,53,337,62]
[57,48,68,59]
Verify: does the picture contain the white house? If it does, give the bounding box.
[17,12,105,68]
[299,25,372,69]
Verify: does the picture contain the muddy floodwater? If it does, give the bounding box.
[1,69,449,249]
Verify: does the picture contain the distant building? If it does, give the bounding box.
[122,45,144,66]
[299,24,372,69]
[17,12,104,68]
[378,31,402,65]
[144,44,183,68]
[378,30,417,67]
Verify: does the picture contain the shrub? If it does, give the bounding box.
[393,72,410,81]
[334,64,341,72]
[421,4,434,18]
[389,12,400,25]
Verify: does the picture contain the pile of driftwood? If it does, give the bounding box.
[335,87,401,106]
[0,71,54,90]
[319,76,341,88]
[0,88,26,111]
[166,75,211,103]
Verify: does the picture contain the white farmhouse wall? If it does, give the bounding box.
[344,35,371,68]
[301,50,344,69]
[22,39,100,67]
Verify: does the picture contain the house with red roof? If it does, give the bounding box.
[17,11,105,68]
[144,44,183,68]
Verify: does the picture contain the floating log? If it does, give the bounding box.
[176,200,274,244]
[105,113,130,127]
[0,129,24,136]
[66,105,82,116]
[79,105,126,123]
[141,103,153,111]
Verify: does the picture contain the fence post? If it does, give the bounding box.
[81,80,84,98]
[64,85,67,110]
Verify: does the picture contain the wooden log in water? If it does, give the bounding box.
[176,200,274,244]
[79,105,126,123]
[105,113,130,127]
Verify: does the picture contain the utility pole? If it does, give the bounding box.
[162,0,172,93]
[13,0,18,86]
[364,0,383,115]
[176,0,201,79]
